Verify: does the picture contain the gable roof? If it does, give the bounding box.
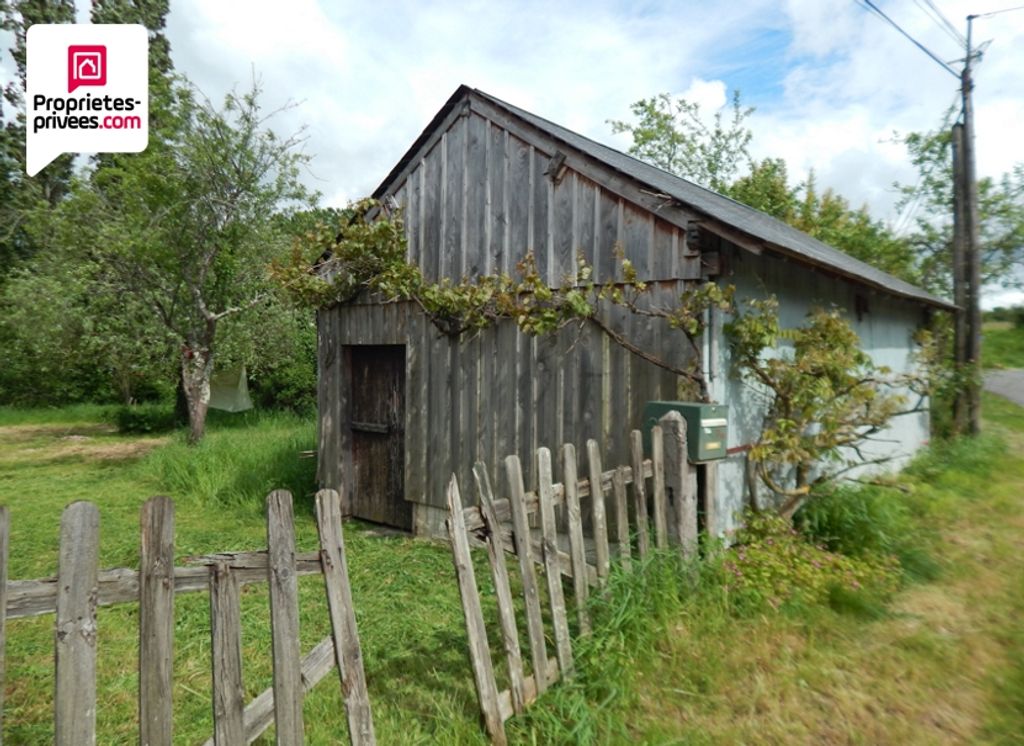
[375,85,953,311]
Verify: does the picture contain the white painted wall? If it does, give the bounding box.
[710,243,932,539]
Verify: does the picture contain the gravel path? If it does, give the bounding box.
[983,369,1024,407]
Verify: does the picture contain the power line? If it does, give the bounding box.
[973,4,1024,19]
[857,0,960,78]
[916,0,966,46]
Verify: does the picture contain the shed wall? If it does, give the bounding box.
[390,108,701,286]
[711,242,931,537]
[318,291,694,534]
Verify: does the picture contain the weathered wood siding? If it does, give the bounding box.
[318,106,703,533]
[393,108,702,286]
[318,293,693,533]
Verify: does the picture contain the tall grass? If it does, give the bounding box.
[0,403,119,427]
[140,410,317,508]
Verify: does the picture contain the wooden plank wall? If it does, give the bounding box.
[317,108,701,530]
[395,110,700,287]
[319,293,692,529]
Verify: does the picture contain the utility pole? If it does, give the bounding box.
[959,14,982,435]
[951,123,968,434]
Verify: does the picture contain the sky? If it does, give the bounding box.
[4,0,1024,305]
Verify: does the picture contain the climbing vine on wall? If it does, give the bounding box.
[272,198,933,518]
[270,198,731,400]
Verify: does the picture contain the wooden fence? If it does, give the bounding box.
[446,411,698,744]
[0,489,375,746]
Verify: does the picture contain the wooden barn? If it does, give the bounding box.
[316,85,953,537]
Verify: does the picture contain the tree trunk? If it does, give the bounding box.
[181,346,214,444]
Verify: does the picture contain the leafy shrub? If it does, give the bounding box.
[115,403,178,434]
[724,512,900,612]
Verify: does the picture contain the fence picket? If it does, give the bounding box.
[585,441,611,582]
[505,455,549,693]
[267,490,304,746]
[537,449,573,676]
[0,505,8,745]
[55,502,99,746]
[139,496,175,746]
[612,467,632,571]
[472,462,527,714]
[560,444,591,634]
[629,431,650,558]
[445,476,506,745]
[316,489,376,746]
[650,425,669,549]
[209,562,245,746]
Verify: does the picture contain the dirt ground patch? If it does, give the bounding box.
[56,438,169,461]
[0,423,117,441]
[0,423,166,463]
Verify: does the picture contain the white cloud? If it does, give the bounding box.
[7,0,1023,246]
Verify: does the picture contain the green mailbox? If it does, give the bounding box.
[642,401,728,462]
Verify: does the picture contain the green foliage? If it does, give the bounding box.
[897,126,1024,293]
[984,305,1024,327]
[611,93,922,287]
[983,322,1024,369]
[40,76,316,440]
[726,512,900,611]
[609,90,753,193]
[792,173,919,283]
[244,310,318,413]
[0,0,77,270]
[796,485,939,583]
[726,157,798,219]
[114,403,178,434]
[727,297,910,515]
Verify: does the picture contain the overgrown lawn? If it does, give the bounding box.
[1,398,1022,743]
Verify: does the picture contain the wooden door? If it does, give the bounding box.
[348,345,411,530]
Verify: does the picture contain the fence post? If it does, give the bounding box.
[55,501,99,746]
[445,476,506,745]
[316,489,376,746]
[267,490,304,746]
[139,496,175,746]
[660,411,697,558]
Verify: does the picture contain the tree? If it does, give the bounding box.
[611,91,920,286]
[68,79,312,441]
[0,0,76,271]
[897,127,1024,295]
[609,91,753,193]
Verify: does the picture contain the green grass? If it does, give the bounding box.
[1,398,1023,743]
[983,321,1024,368]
